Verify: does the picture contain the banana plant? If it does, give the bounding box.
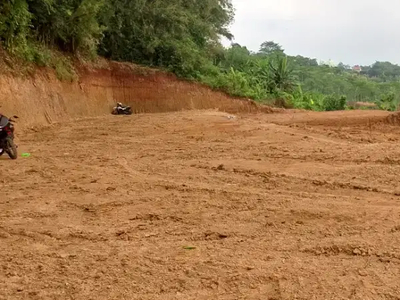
[269,55,294,92]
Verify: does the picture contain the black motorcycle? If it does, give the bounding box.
[0,115,18,160]
[112,102,133,115]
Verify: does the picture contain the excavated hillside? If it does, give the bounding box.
[0,59,273,129]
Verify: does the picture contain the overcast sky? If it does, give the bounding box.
[223,0,399,66]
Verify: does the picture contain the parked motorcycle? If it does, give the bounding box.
[0,115,18,160]
[112,102,133,115]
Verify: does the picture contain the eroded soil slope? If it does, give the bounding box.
[0,61,269,129]
[1,109,400,299]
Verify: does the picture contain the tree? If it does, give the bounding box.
[291,55,318,67]
[98,0,234,77]
[367,61,400,80]
[0,0,104,55]
[0,0,31,52]
[219,43,253,72]
[258,41,284,55]
[337,62,350,70]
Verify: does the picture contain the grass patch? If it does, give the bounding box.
[0,42,77,81]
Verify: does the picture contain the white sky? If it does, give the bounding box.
[224,0,400,66]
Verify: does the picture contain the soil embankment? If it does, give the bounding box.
[0,61,271,129]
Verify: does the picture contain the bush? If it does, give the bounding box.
[375,92,398,111]
[321,95,347,111]
[0,0,31,54]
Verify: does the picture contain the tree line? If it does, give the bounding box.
[1,0,399,111]
[0,0,233,76]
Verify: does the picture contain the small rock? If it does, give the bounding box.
[358,270,368,277]
[0,232,11,239]
[115,230,126,236]
[6,271,17,277]
[353,248,362,255]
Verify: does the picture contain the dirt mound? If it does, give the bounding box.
[384,111,400,125]
[347,101,377,109]
[264,110,391,127]
[0,60,273,129]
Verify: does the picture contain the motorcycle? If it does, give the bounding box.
[0,115,18,160]
[112,102,133,115]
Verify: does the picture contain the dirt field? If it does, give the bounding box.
[1,109,400,300]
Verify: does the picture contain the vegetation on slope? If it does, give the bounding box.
[0,0,399,111]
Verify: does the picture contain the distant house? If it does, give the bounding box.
[352,65,362,73]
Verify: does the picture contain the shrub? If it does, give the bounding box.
[375,92,398,111]
[322,95,347,111]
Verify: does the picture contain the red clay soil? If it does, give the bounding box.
[1,109,400,299]
[0,60,272,129]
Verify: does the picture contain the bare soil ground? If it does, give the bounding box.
[1,109,400,300]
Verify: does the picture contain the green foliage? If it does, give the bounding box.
[0,0,31,53]
[0,0,400,112]
[200,67,263,100]
[286,90,347,112]
[223,68,254,98]
[322,95,347,111]
[1,0,234,81]
[1,0,103,56]
[268,56,294,92]
[98,0,234,77]
[290,86,324,111]
[259,41,284,56]
[361,62,400,80]
[30,0,104,54]
[375,92,399,111]
[223,43,400,112]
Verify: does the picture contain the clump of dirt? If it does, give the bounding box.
[384,111,400,125]
[347,101,377,109]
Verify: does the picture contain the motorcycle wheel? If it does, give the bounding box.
[5,137,17,159]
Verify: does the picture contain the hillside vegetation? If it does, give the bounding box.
[1,0,399,111]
